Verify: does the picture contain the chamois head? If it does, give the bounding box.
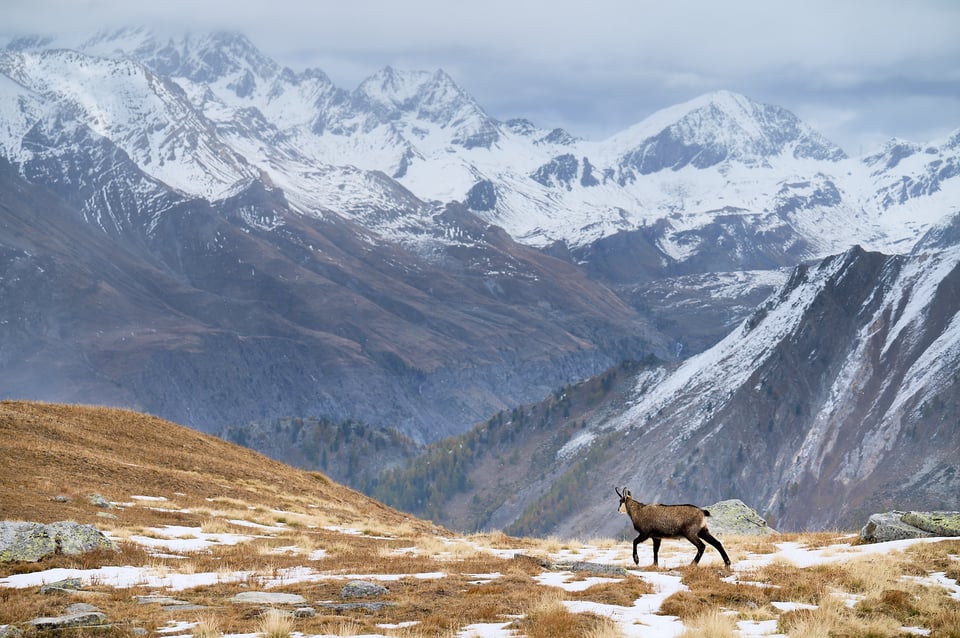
[615,486,631,514]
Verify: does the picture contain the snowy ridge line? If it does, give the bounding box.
[3,29,958,259]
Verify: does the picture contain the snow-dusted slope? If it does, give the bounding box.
[0,47,261,200]
[552,235,960,532]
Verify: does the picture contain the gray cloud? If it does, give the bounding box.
[3,0,959,153]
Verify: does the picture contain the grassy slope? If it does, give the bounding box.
[0,400,421,532]
[2,401,959,638]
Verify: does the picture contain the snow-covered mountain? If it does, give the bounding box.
[0,30,671,442]
[7,28,956,264]
[1,27,958,454]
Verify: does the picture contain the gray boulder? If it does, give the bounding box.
[230,591,307,605]
[900,511,960,537]
[341,580,389,598]
[0,521,115,562]
[29,611,107,630]
[705,499,777,536]
[861,510,960,543]
[40,577,83,594]
[87,494,112,509]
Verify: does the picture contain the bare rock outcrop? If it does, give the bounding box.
[860,511,960,543]
[0,521,114,562]
[705,500,778,536]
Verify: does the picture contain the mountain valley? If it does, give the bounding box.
[1,28,958,536]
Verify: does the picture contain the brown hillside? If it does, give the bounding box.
[0,400,430,532]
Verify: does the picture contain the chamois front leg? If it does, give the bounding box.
[651,537,662,566]
[632,533,647,565]
[688,534,706,564]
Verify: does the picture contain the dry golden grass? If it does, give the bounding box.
[256,609,293,638]
[0,401,432,535]
[677,608,738,638]
[510,590,623,638]
[3,401,960,638]
[565,576,653,606]
[192,613,222,638]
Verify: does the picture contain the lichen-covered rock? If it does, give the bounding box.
[705,499,777,536]
[87,494,113,508]
[47,521,115,555]
[0,624,24,638]
[860,511,934,543]
[0,522,56,562]
[900,511,960,537]
[0,521,115,562]
[40,578,83,594]
[29,611,107,630]
[341,580,389,598]
[230,591,306,605]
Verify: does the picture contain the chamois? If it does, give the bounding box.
[616,487,731,567]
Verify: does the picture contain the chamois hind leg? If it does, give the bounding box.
[687,534,706,564]
[652,538,662,566]
[699,529,731,566]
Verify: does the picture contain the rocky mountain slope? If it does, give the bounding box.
[371,220,960,534]
[1,28,958,447]
[0,154,658,441]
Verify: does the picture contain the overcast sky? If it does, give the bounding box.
[3,0,959,154]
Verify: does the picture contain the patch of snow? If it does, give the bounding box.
[737,619,786,637]
[226,519,286,532]
[128,525,254,552]
[533,571,622,592]
[770,601,817,612]
[903,572,960,601]
[562,571,688,637]
[456,622,516,638]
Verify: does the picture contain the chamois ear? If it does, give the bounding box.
[624,488,631,499]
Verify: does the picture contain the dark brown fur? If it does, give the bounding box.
[616,487,731,567]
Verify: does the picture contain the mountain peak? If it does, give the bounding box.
[609,90,846,174]
[353,66,498,148]
[356,67,465,111]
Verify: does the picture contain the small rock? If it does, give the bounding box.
[0,625,25,638]
[294,607,317,618]
[164,604,208,612]
[318,601,396,612]
[88,494,112,509]
[65,603,100,614]
[563,561,629,576]
[29,611,107,630]
[341,580,389,599]
[135,595,191,606]
[40,577,83,594]
[230,591,307,605]
[54,495,70,503]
